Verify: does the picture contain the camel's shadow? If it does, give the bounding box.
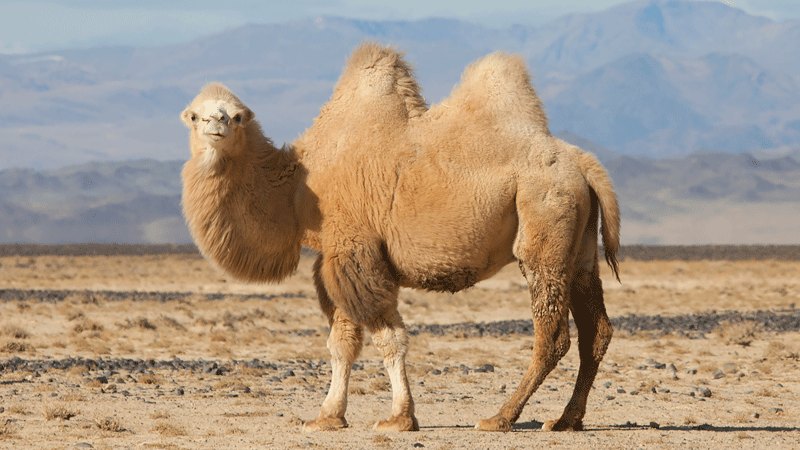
[592,422,799,433]
[420,421,798,433]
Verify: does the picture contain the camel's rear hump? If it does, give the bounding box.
[437,52,550,137]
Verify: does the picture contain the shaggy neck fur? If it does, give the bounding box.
[182,119,303,283]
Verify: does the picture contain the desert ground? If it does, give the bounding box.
[0,245,798,449]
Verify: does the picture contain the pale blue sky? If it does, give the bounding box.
[2,0,798,53]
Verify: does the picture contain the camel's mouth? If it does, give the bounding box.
[204,131,227,141]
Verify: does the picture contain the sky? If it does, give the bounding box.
[2,0,800,54]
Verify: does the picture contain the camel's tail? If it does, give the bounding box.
[578,151,621,281]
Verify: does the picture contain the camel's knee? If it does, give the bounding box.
[328,311,364,362]
[533,319,571,368]
[368,311,409,361]
[594,315,613,360]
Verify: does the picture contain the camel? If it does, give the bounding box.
[180,42,620,433]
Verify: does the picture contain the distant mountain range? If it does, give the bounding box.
[2,140,799,245]
[2,0,799,171]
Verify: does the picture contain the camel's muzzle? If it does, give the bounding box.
[203,120,229,140]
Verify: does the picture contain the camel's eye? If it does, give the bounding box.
[233,114,242,124]
[190,114,197,122]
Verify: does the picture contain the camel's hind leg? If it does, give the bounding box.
[543,266,612,431]
[476,260,572,432]
[476,181,579,432]
[304,256,364,431]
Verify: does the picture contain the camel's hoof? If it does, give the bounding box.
[475,415,513,432]
[543,418,583,431]
[373,415,419,432]
[303,416,348,432]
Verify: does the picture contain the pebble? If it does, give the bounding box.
[616,388,626,394]
[712,370,726,379]
[475,364,494,373]
[603,382,612,389]
[646,359,666,370]
[700,387,712,398]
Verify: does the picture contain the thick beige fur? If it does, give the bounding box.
[181,42,620,433]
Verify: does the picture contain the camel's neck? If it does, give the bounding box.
[181,130,303,283]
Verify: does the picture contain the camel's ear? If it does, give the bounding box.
[232,107,254,126]
[181,107,198,128]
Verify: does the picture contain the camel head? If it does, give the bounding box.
[182,83,254,160]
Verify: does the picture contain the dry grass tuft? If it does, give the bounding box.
[152,421,186,437]
[138,373,164,385]
[717,321,757,347]
[159,315,187,331]
[5,404,29,415]
[94,416,126,432]
[369,379,390,392]
[1,324,29,339]
[118,317,157,330]
[0,419,14,439]
[372,434,393,445]
[150,411,170,420]
[44,404,78,420]
[1,340,35,353]
[72,318,104,334]
[62,393,86,402]
[349,386,368,395]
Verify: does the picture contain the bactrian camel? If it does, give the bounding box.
[181,42,620,433]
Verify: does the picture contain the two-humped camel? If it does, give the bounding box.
[181,42,620,433]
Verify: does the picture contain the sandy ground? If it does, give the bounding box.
[0,253,799,449]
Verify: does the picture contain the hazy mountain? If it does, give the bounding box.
[2,1,799,170]
[2,143,799,245]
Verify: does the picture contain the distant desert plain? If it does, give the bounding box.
[0,245,798,449]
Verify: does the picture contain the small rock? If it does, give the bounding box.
[753,413,760,419]
[430,369,442,375]
[629,391,639,395]
[700,387,712,398]
[413,444,424,448]
[712,370,725,379]
[667,364,677,373]
[174,388,184,396]
[283,370,295,378]
[647,359,666,370]
[649,421,660,429]
[475,364,494,373]
[74,444,93,449]
[685,368,697,375]
[616,388,626,394]
[606,395,616,401]
[770,408,784,415]
[723,363,737,374]
[603,381,612,389]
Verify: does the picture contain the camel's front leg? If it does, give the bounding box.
[368,309,419,431]
[304,309,363,431]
